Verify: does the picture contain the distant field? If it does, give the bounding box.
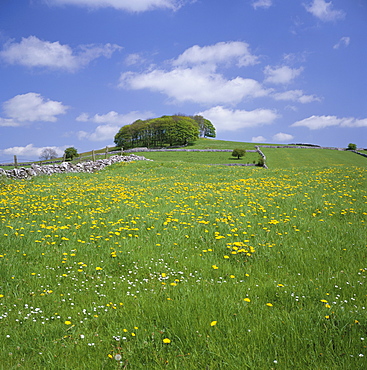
[262,148,367,169]
[132,150,262,165]
[1,138,366,171]
[186,138,266,150]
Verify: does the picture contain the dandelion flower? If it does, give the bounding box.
[163,338,171,344]
[266,303,273,307]
[64,321,72,325]
[210,321,217,326]
[244,298,251,302]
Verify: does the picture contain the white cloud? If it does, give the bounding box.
[119,41,269,105]
[120,67,269,105]
[264,65,304,84]
[272,132,294,142]
[291,115,367,130]
[76,113,90,122]
[78,125,120,142]
[251,135,267,142]
[252,0,272,9]
[333,36,350,49]
[45,0,181,12]
[273,89,321,103]
[77,110,153,125]
[77,110,154,141]
[2,93,68,123]
[304,0,345,22]
[172,41,259,68]
[125,53,146,66]
[1,144,66,158]
[0,118,21,127]
[196,106,278,132]
[0,36,121,72]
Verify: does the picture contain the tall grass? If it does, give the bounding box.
[0,161,366,369]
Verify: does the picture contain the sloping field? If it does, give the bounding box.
[0,160,366,369]
[132,150,262,165]
[262,147,367,169]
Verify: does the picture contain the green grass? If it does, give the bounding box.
[132,150,262,165]
[263,148,367,169]
[0,160,366,369]
[186,138,264,150]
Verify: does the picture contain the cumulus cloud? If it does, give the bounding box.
[2,93,68,123]
[333,36,350,49]
[78,125,120,142]
[77,110,153,141]
[1,144,66,159]
[291,115,367,130]
[304,0,345,22]
[0,36,121,72]
[45,0,181,12]
[273,89,321,103]
[252,0,272,9]
[172,41,259,68]
[77,110,153,125]
[264,65,304,85]
[251,135,267,143]
[272,132,294,142]
[196,106,278,132]
[120,67,269,105]
[119,41,269,105]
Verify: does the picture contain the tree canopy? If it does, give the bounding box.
[64,147,78,161]
[114,115,215,149]
[232,148,246,160]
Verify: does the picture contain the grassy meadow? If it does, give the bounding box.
[0,145,366,369]
[262,148,367,169]
[130,151,262,165]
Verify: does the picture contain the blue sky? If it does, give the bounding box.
[0,0,366,162]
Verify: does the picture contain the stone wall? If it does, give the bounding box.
[255,146,268,169]
[351,150,367,158]
[257,145,346,150]
[0,154,151,180]
[123,148,234,153]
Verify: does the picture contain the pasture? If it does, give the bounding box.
[0,147,366,369]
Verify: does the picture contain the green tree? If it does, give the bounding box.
[114,114,204,149]
[64,147,78,161]
[232,148,246,160]
[192,115,216,138]
[347,143,357,150]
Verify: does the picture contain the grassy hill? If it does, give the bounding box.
[129,138,366,168]
[262,147,367,169]
[1,138,366,170]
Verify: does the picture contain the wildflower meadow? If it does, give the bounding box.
[0,157,366,369]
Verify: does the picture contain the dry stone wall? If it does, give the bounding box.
[0,154,151,180]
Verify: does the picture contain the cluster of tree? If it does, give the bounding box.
[39,147,79,161]
[114,115,215,149]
